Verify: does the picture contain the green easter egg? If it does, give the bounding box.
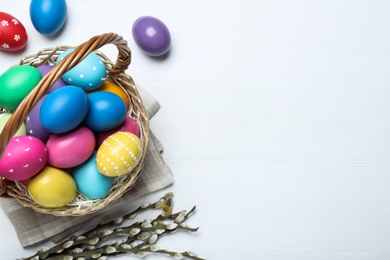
[0,65,42,110]
[0,112,27,136]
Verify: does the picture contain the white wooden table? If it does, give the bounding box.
[1,0,390,259]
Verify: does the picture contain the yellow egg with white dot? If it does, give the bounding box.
[96,131,143,177]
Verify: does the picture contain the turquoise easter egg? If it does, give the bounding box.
[56,49,107,91]
[0,65,42,110]
[72,151,113,199]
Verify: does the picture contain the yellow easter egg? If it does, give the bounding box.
[88,80,131,109]
[96,132,143,177]
[27,166,77,208]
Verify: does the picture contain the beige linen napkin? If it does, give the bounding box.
[0,86,174,247]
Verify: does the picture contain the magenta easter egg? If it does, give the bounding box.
[121,116,140,136]
[46,126,95,168]
[0,136,47,181]
[95,116,140,147]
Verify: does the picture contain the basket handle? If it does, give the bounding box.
[0,33,131,195]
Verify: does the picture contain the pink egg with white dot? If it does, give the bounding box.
[0,135,47,181]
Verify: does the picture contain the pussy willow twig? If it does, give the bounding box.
[20,192,204,260]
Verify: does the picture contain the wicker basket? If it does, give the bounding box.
[0,33,149,216]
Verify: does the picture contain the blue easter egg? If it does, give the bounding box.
[57,49,107,91]
[72,151,113,199]
[30,0,67,36]
[40,85,89,134]
[84,91,127,131]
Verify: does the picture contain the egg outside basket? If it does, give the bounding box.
[0,33,149,216]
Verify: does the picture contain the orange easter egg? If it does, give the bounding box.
[89,80,131,109]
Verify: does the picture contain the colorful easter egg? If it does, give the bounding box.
[27,166,77,208]
[26,94,50,142]
[88,80,131,109]
[0,135,47,181]
[95,116,140,147]
[84,91,127,131]
[0,12,28,51]
[96,132,143,177]
[40,85,89,134]
[72,151,113,199]
[0,65,42,110]
[46,126,95,168]
[56,49,107,91]
[0,113,26,137]
[37,65,67,93]
[30,0,67,36]
[132,16,171,56]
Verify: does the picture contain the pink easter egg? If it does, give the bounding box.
[46,126,95,168]
[95,116,140,148]
[0,136,47,181]
[19,178,29,185]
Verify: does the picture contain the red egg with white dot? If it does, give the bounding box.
[0,135,47,181]
[0,12,28,52]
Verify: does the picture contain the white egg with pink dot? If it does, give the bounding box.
[0,135,47,181]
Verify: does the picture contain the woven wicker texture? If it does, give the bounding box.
[0,33,149,216]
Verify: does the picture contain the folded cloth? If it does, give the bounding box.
[0,86,174,247]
